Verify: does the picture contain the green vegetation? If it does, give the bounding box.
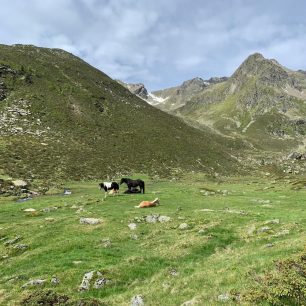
[0,174,305,305]
[0,44,241,182]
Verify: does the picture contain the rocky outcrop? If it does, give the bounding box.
[117,81,149,100]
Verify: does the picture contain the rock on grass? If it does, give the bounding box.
[79,217,101,225]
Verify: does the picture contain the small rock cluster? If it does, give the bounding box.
[132,214,171,224]
[78,271,110,291]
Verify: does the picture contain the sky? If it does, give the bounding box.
[1,0,306,91]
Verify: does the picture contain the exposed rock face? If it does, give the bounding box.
[117,80,149,100]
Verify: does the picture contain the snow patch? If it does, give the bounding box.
[148,93,169,105]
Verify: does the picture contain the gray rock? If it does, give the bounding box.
[101,238,111,247]
[264,219,280,225]
[79,271,95,291]
[23,208,36,212]
[22,279,46,288]
[178,223,189,230]
[131,295,144,306]
[273,229,290,237]
[130,234,138,240]
[181,297,198,305]
[145,214,159,223]
[4,236,22,246]
[257,226,271,233]
[51,277,60,285]
[79,217,101,225]
[13,244,28,250]
[158,215,171,223]
[93,277,109,289]
[12,180,27,187]
[128,223,137,230]
[218,293,230,302]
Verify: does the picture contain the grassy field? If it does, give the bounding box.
[0,174,305,305]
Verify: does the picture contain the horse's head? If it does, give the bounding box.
[98,183,104,190]
[120,178,126,185]
[153,198,160,205]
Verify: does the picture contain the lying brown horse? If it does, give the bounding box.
[135,198,159,208]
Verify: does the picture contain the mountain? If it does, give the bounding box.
[116,80,149,100]
[174,53,306,153]
[150,77,228,111]
[0,44,240,182]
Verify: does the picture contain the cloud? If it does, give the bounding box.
[0,0,306,90]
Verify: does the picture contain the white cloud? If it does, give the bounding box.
[0,0,306,90]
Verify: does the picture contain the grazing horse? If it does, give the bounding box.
[120,178,145,194]
[99,182,119,193]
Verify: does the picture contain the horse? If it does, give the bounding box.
[99,182,119,193]
[120,178,145,194]
[135,198,159,208]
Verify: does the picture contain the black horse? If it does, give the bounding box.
[120,178,145,194]
[99,182,119,192]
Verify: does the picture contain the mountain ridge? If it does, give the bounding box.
[0,44,240,182]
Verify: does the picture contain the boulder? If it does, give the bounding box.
[12,180,28,187]
[79,217,101,225]
[131,295,145,306]
[178,223,189,230]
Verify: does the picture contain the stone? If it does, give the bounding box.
[42,207,58,213]
[12,180,27,187]
[158,215,171,223]
[23,208,36,212]
[93,277,109,289]
[130,234,138,240]
[131,295,144,306]
[181,297,198,306]
[13,244,28,250]
[264,219,280,225]
[79,217,101,225]
[45,218,55,222]
[145,214,159,223]
[169,268,178,276]
[51,277,60,285]
[22,279,46,288]
[178,223,189,230]
[101,238,111,247]
[257,226,271,233]
[218,293,230,302]
[79,271,95,291]
[128,223,137,230]
[273,229,290,237]
[4,236,22,246]
[73,261,82,265]
[200,209,214,212]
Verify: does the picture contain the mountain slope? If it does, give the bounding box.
[175,53,306,152]
[0,44,239,181]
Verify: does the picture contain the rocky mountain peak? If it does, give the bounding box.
[231,52,293,88]
[180,77,209,91]
[116,81,149,100]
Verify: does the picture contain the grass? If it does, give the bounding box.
[0,44,241,181]
[0,174,305,305]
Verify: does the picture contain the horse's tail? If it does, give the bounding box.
[134,205,140,208]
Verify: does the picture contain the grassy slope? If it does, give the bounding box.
[0,175,305,305]
[0,44,239,181]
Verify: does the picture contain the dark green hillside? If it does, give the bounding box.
[0,44,238,181]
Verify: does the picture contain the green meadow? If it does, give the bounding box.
[0,174,305,305]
